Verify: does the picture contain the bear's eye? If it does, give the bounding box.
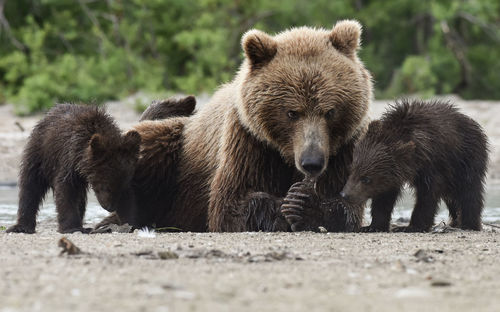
[287,110,299,120]
[360,176,371,185]
[326,109,335,118]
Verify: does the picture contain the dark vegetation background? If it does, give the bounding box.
[0,0,499,114]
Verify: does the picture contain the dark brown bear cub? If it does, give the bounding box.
[6,104,141,234]
[340,99,488,232]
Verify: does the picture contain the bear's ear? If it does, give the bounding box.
[394,140,416,161]
[330,20,362,58]
[123,130,141,155]
[90,134,105,158]
[180,95,196,115]
[242,29,277,70]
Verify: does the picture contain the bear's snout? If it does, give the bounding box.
[300,152,325,177]
[294,119,329,178]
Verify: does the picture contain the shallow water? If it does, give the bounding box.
[1,184,500,227]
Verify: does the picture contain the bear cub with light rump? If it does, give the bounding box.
[340,99,488,232]
[7,104,141,234]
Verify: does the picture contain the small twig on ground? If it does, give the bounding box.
[14,121,24,132]
[483,222,500,229]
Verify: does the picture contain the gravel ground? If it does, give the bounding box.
[1,225,499,312]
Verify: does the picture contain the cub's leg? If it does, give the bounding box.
[362,189,400,232]
[54,175,90,233]
[443,197,460,228]
[395,182,438,232]
[6,156,49,234]
[451,183,484,231]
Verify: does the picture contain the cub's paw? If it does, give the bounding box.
[6,223,36,234]
[392,225,427,233]
[359,225,388,233]
[281,180,321,232]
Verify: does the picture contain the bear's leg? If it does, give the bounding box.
[54,176,90,234]
[244,192,289,231]
[451,184,483,231]
[6,160,49,234]
[362,189,400,232]
[396,185,438,232]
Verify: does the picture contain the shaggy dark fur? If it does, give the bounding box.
[6,104,140,234]
[92,96,197,232]
[139,96,196,121]
[340,99,489,232]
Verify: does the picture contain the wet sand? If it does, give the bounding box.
[1,224,499,312]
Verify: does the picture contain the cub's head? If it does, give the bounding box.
[237,20,372,178]
[340,120,416,204]
[87,130,141,211]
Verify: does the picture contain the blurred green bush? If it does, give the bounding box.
[0,0,498,114]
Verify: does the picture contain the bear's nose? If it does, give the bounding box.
[300,156,325,177]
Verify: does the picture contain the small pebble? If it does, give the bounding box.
[431,280,452,287]
[158,251,179,260]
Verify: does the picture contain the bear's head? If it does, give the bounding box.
[237,20,373,179]
[87,130,141,211]
[340,120,416,204]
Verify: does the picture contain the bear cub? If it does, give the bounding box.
[340,99,488,232]
[7,104,141,234]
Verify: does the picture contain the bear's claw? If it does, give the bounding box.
[281,180,322,232]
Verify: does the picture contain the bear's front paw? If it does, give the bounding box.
[281,180,321,232]
[6,223,36,234]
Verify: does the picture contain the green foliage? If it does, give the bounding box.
[0,0,499,114]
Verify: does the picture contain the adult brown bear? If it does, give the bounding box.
[127,20,373,232]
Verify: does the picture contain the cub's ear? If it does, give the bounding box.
[242,29,277,70]
[123,130,141,154]
[180,95,196,115]
[330,19,362,58]
[394,140,416,161]
[90,134,105,157]
[367,120,382,133]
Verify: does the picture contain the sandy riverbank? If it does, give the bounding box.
[1,225,499,312]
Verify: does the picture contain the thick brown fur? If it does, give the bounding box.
[6,104,140,234]
[341,99,489,232]
[123,20,373,232]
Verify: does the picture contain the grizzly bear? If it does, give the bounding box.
[6,104,141,234]
[139,96,196,121]
[124,20,373,232]
[340,99,489,232]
